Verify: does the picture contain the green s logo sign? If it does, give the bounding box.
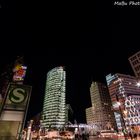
[9,88,27,104]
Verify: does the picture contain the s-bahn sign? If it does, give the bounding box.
[3,83,32,111]
[9,87,27,104]
[0,83,32,139]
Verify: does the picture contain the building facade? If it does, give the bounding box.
[86,107,94,124]
[128,51,140,77]
[42,67,66,129]
[65,104,73,124]
[106,73,140,131]
[86,82,115,130]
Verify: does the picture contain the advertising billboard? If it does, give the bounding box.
[13,64,27,82]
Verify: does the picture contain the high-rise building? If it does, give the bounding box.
[106,73,140,131]
[65,104,73,124]
[86,82,115,130]
[128,51,140,77]
[85,107,94,124]
[42,66,66,129]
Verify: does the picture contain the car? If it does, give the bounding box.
[98,130,118,138]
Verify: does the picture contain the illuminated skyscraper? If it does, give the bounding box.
[86,82,115,129]
[85,107,94,124]
[86,82,116,130]
[93,82,116,129]
[106,73,140,131]
[128,51,140,77]
[65,104,73,124]
[42,67,66,129]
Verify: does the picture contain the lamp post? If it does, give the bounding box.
[39,120,43,139]
[26,120,33,140]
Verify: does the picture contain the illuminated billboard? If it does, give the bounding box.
[3,83,32,111]
[13,65,27,81]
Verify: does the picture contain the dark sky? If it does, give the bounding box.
[0,1,140,124]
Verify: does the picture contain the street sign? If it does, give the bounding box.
[3,83,32,111]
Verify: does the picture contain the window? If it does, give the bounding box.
[137,72,140,76]
[137,53,140,57]
[131,56,137,61]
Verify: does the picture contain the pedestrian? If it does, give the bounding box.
[22,130,26,140]
[129,131,133,140]
[130,126,137,140]
[134,132,137,140]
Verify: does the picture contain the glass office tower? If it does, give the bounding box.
[42,66,66,129]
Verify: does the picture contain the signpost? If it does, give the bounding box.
[0,83,32,139]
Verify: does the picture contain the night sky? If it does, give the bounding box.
[0,1,140,124]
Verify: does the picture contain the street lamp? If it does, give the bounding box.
[136,81,140,87]
[39,120,43,139]
[26,120,33,140]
